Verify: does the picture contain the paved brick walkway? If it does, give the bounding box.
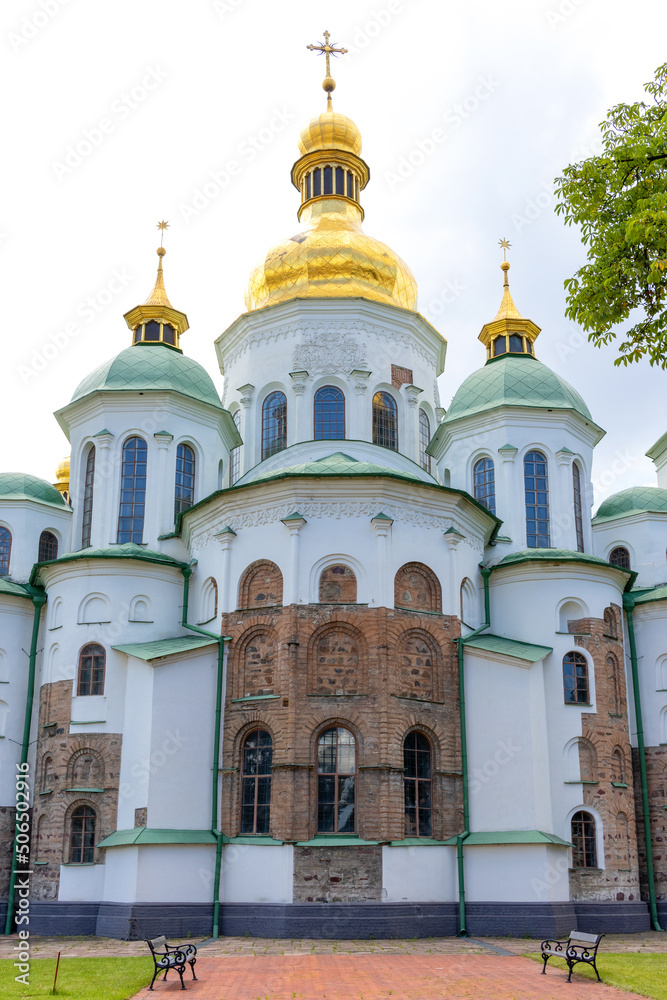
[134,954,649,1000]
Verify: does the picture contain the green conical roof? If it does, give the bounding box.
[594,486,667,522]
[443,355,593,423]
[0,473,69,509]
[71,344,222,409]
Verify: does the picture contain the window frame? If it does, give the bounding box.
[0,526,12,575]
[69,804,96,864]
[117,436,148,544]
[563,650,590,704]
[372,391,398,451]
[572,462,584,552]
[77,643,106,697]
[38,530,59,563]
[403,730,433,838]
[231,410,241,484]
[174,442,196,519]
[81,445,95,549]
[473,456,496,515]
[524,450,551,548]
[609,546,631,570]
[261,391,287,460]
[317,726,356,835]
[419,409,431,473]
[571,810,598,869]
[240,729,273,835]
[314,385,345,441]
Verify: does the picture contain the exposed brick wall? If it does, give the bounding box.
[235,627,276,699]
[393,563,442,613]
[30,680,122,901]
[238,560,283,609]
[220,605,462,847]
[293,845,382,902]
[0,806,16,897]
[633,746,667,904]
[566,605,641,902]
[319,565,357,603]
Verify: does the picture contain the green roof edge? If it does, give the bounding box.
[97,827,217,848]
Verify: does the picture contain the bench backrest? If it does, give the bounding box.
[148,936,167,953]
[569,932,602,946]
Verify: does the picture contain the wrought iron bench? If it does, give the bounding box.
[541,930,604,982]
[146,935,198,991]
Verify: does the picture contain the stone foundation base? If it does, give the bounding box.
[574,900,650,934]
[464,902,576,938]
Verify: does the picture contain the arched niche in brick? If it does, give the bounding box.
[308,622,367,697]
[238,560,283,609]
[395,628,442,702]
[578,737,598,782]
[236,626,277,699]
[67,748,104,787]
[319,564,357,603]
[394,562,441,613]
[611,745,627,783]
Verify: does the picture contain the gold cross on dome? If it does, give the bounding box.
[499,237,511,262]
[307,30,348,79]
[157,220,169,247]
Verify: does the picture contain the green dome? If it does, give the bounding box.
[594,486,667,522]
[243,451,431,486]
[0,473,69,509]
[71,344,222,409]
[444,355,592,423]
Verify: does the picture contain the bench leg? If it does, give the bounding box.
[593,962,601,982]
[177,967,186,990]
[541,956,548,975]
[189,959,198,981]
[148,969,158,991]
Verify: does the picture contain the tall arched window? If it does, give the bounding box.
[0,527,11,575]
[314,385,345,439]
[262,391,287,459]
[572,462,584,552]
[317,727,356,833]
[524,450,550,547]
[81,446,95,549]
[419,409,431,472]
[240,730,273,834]
[77,643,106,697]
[174,443,195,519]
[571,810,597,868]
[372,391,398,450]
[609,546,630,569]
[563,651,589,704]
[117,437,147,543]
[473,458,496,514]
[404,731,432,837]
[231,411,241,484]
[38,531,58,562]
[69,805,96,863]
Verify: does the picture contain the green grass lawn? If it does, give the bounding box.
[0,956,152,999]
[528,952,667,999]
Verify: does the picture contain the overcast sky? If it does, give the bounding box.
[2,0,666,508]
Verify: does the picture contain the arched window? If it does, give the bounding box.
[81,446,95,549]
[69,805,96,863]
[609,546,630,570]
[38,531,58,562]
[419,410,431,472]
[314,386,345,440]
[240,730,273,834]
[117,437,147,543]
[77,644,105,697]
[317,727,356,833]
[372,391,398,450]
[571,811,597,868]
[231,411,241,484]
[563,651,589,704]
[174,443,195,519]
[262,391,287,459]
[572,462,584,552]
[0,527,11,575]
[199,577,218,624]
[524,450,550,547]
[473,458,496,514]
[404,732,432,837]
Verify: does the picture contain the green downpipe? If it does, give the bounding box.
[455,566,491,936]
[623,594,663,932]
[4,590,46,936]
[180,564,230,939]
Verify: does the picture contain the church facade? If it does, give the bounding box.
[1,70,666,941]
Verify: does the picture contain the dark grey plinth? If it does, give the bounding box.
[657,901,667,931]
[30,901,100,936]
[574,900,650,934]
[464,902,577,939]
[96,902,214,940]
[221,902,459,939]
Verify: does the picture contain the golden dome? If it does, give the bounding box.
[245,199,417,311]
[298,110,362,156]
[53,456,70,498]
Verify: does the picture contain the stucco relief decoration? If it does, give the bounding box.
[293,337,367,375]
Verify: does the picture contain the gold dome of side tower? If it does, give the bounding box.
[244,32,417,313]
[53,456,70,503]
[478,239,541,361]
[123,221,190,350]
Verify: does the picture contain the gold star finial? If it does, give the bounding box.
[499,237,511,262]
[307,30,348,109]
[157,220,169,247]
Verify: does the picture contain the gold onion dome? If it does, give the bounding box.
[245,34,417,313]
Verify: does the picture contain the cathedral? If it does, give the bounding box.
[1,42,666,941]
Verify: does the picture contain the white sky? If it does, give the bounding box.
[2,0,666,508]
